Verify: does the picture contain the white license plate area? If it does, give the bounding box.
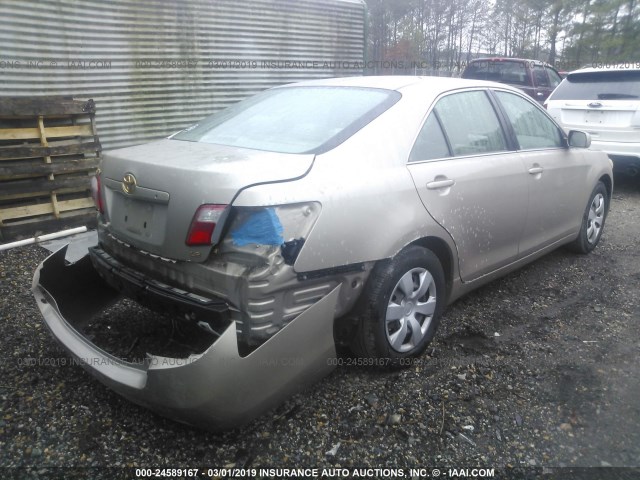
[584,109,632,127]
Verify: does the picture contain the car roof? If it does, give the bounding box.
[280,75,515,93]
[567,66,640,76]
[468,57,549,66]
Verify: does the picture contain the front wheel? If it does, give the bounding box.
[568,181,609,254]
[350,245,445,366]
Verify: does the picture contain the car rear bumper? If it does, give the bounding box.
[32,246,338,430]
[588,141,640,173]
[591,141,640,156]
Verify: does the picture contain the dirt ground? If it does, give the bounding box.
[0,173,639,479]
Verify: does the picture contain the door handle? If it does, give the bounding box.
[528,166,544,175]
[426,179,455,189]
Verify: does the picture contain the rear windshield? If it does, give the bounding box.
[549,70,640,100]
[462,61,528,85]
[172,86,401,154]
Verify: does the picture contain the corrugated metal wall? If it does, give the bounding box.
[0,0,365,150]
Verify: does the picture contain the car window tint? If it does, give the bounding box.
[409,113,450,162]
[547,67,562,88]
[533,65,550,87]
[434,91,508,156]
[495,91,564,149]
[549,70,640,100]
[172,86,400,154]
[463,61,527,85]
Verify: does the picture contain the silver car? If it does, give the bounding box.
[33,76,613,430]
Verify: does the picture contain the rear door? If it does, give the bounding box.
[407,89,528,282]
[532,64,554,103]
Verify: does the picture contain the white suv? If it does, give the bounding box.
[545,66,640,176]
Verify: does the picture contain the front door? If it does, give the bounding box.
[492,90,589,255]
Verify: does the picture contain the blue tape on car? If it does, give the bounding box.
[231,208,284,246]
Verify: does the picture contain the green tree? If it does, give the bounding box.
[362,0,639,76]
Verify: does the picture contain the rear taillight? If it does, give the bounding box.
[186,204,227,246]
[90,173,104,214]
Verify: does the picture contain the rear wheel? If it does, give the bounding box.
[568,181,608,254]
[351,246,445,366]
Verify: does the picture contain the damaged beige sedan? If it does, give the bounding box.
[33,76,613,430]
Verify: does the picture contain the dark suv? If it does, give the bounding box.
[461,57,563,103]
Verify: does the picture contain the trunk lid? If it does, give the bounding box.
[100,138,314,261]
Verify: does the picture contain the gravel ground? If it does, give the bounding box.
[1,174,639,480]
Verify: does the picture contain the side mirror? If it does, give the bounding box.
[567,130,591,148]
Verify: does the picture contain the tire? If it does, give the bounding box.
[567,181,608,254]
[350,245,445,367]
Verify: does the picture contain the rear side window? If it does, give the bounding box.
[463,61,528,86]
[434,91,508,156]
[409,113,450,162]
[495,91,564,149]
[533,65,550,87]
[549,70,640,100]
[173,86,401,154]
[547,67,562,88]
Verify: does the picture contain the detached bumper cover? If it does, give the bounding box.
[32,246,338,430]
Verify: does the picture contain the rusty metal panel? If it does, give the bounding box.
[0,0,365,150]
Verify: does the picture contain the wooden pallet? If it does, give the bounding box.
[0,97,101,243]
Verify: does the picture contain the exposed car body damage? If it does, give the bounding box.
[92,200,370,349]
[33,246,339,430]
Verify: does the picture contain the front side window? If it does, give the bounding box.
[495,91,564,149]
[434,90,508,156]
[173,86,400,154]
